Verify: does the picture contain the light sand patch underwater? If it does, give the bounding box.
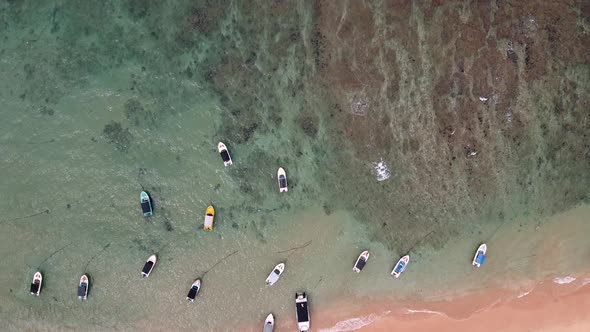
[0,208,384,331]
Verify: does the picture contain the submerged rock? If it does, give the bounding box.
[102,121,132,152]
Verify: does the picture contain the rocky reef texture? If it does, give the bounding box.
[1,0,588,252]
[312,0,590,250]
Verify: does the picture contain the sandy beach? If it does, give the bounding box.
[315,275,590,332]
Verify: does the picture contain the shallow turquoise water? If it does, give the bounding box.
[1,1,589,331]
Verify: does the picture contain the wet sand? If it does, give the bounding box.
[315,276,590,332]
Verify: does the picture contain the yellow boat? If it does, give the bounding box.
[203,205,215,231]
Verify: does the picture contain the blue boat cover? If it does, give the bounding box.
[395,261,406,273]
[476,253,486,265]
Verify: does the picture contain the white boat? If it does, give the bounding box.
[78,274,89,301]
[265,263,285,286]
[391,255,410,278]
[140,191,153,217]
[277,167,288,192]
[186,279,201,302]
[295,292,310,332]
[218,142,232,166]
[353,250,370,273]
[141,254,157,278]
[263,313,274,332]
[30,271,42,296]
[472,243,487,267]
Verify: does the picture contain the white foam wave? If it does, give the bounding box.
[583,278,590,286]
[319,312,388,332]
[404,308,447,317]
[371,159,391,182]
[553,276,576,284]
[517,290,532,298]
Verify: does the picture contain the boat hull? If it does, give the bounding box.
[140,191,153,217]
[30,271,42,296]
[278,167,288,193]
[472,243,487,267]
[78,274,89,300]
[265,263,285,286]
[204,205,215,231]
[391,255,410,278]
[186,279,201,302]
[353,251,370,273]
[295,292,310,332]
[142,254,157,278]
[218,142,232,166]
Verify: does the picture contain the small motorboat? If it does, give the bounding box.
[140,191,153,217]
[30,271,42,296]
[277,167,288,193]
[203,205,215,231]
[353,250,370,273]
[295,292,310,332]
[141,254,157,278]
[472,243,487,267]
[78,274,89,301]
[218,142,232,166]
[265,263,285,286]
[391,255,410,278]
[264,313,274,332]
[186,279,201,302]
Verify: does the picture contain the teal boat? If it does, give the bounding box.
[140,191,152,217]
[391,255,410,278]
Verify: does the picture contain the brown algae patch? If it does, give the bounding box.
[311,1,590,251]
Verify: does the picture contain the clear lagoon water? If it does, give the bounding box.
[1,1,589,331]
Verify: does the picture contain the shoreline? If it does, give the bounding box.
[236,203,590,332]
[314,272,590,332]
[237,272,590,332]
[3,203,588,331]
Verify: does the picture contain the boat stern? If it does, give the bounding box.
[298,322,310,332]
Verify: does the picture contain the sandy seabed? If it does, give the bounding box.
[238,204,590,332]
